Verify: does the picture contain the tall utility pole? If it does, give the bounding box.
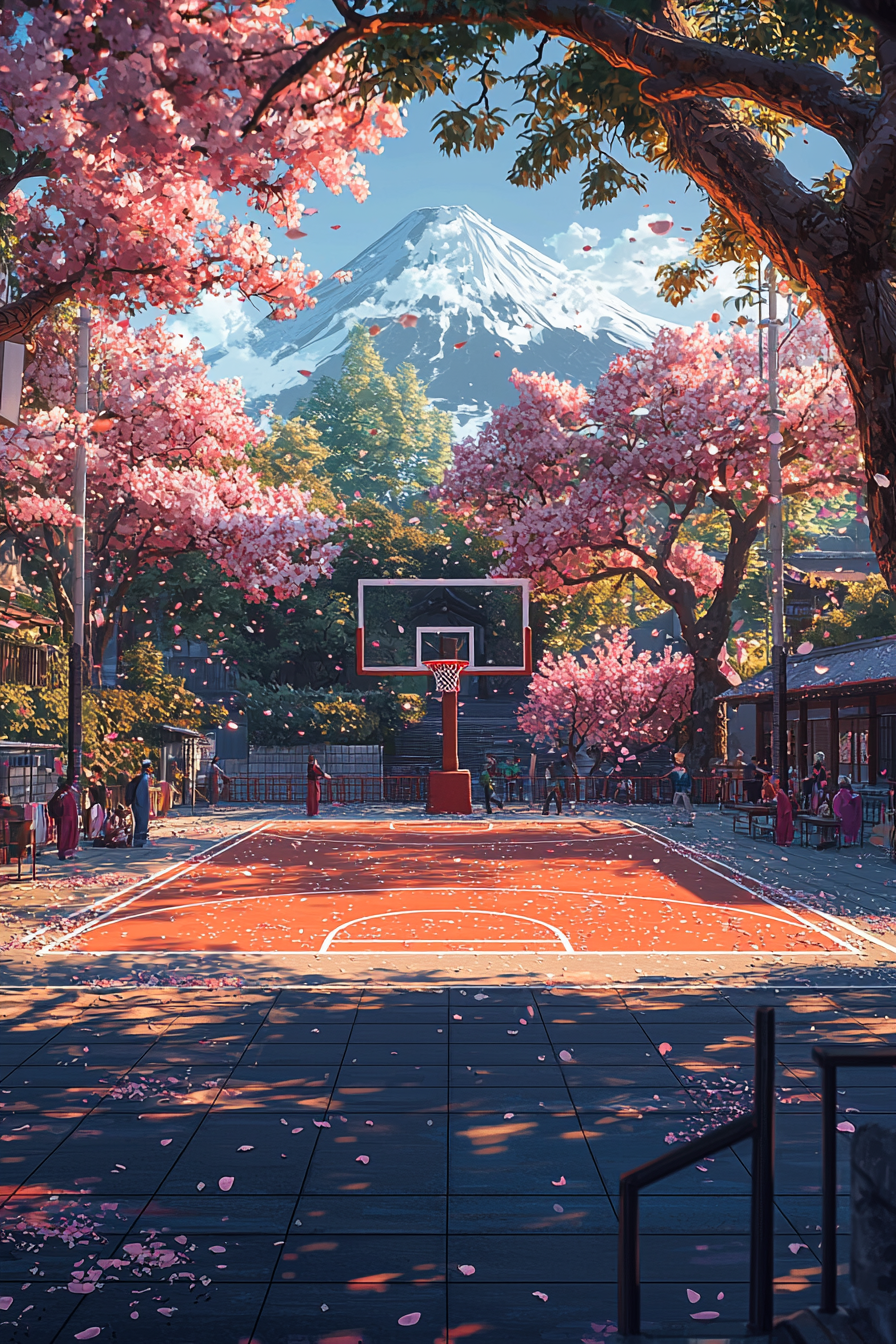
[766,268,788,782]
[68,307,89,791]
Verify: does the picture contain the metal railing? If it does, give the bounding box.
[618,1007,775,1335]
[221,774,427,806]
[811,1042,896,1313]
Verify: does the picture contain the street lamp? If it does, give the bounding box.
[765,268,788,782]
[68,306,89,792]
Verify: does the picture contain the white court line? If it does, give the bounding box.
[42,878,857,957]
[622,818,896,956]
[319,907,574,953]
[31,821,272,953]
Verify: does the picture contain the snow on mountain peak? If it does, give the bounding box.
[204,204,666,430]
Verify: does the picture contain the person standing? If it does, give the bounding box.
[126,759,152,848]
[87,769,107,841]
[810,752,828,812]
[306,754,330,817]
[774,778,794,846]
[47,779,80,861]
[833,775,863,845]
[480,763,502,814]
[542,762,562,815]
[742,755,761,804]
[666,752,694,826]
[207,755,230,808]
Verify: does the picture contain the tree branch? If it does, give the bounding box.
[0,278,79,344]
[246,0,874,151]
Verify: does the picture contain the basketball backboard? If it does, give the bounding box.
[357,578,531,675]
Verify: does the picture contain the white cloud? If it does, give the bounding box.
[162,291,259,351]
[545,216,741,324]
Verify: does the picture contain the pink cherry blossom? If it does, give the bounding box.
[439,314,859,765]
[0,1,404,337]
[0,316,341,652]
[518,630,692,763]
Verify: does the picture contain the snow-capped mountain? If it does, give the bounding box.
[205,205,666,430]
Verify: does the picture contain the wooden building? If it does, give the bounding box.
[719,634,896,798]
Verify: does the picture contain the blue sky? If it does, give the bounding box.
[175,21,838,347]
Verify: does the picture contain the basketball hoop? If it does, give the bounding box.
[424,658,468,695]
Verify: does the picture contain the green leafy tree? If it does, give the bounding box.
[242,682,425,747]
[248,2,896,591]
[295,326,452,504]
[0,643,222,777]
[804,575,896,647]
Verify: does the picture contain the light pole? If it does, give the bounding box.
[68,306,89,792]
[765,268,788,782]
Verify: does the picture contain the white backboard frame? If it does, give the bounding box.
[357,577,531,675]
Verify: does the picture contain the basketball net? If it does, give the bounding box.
[424,658,468,695]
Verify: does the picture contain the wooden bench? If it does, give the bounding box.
[729,804,775,836]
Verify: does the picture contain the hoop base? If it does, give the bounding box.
[427,770,472,815]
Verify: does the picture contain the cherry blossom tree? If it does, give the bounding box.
[440,313,861,768]
[0,1,403,339]
[517,630,693,768]
[0,316,342,666]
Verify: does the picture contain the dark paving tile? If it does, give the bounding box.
[559,1066,679,1087]
[448,1194,615,1233]
[638,1233,821,1282]
[14,1043,148,1068]
[447,1281,616,1343]
[330,1087,447,1113]
[447,1232,614,1281]
[341,1044,447,1066]
[569,1087,701,1114]
[140,1194,296,1234]
[225,1067,337,1089]
[231,1044,346,1066]
[449,1113,604,1195]
[254,1024,353,1044]
[543,1024,650,1043]
[553,1043,672,1066]
[159,1112,318,1196]
[277,1232,445,1284]
[135,1043,249,1066]
[609,1194,795,1234]
[65,1279,268,1343]
[333,1067,446,1089]
[449,1065,565,1087]
[348,1023,448,1043]
[303,1115,446,1196]
[448,1087,572,1113]
[294,1195,445,1234]
[0,1067,128,1089]
[449,1023,550,1043]
[106,1228,284,1283]
[255,1281,446,1344]
[17,1110,203,1195]
[450,1044,557,1066]
[0,1284,80,1343]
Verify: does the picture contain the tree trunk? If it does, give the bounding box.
[815,273,896,590]
[687,654,730,773]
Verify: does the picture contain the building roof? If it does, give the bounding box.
[788,550,879,583]
[719,634,896,702]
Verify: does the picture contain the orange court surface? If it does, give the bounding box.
[33,816,871,963]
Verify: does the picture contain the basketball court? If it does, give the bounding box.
[31,816,879,962]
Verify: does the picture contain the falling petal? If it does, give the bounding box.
[533,1291,549,1301]
[837,1121,855,1133]
[551,1177,567,1186]
[237,1145,254,1152]
[285,228,307,239]
[658,1043,672,1056]
[218,1176,234,1191]
[368,324,381,336]
[649,220,673,234]
[355,1155,370,1164]
[397,313,418,328]
[75,1331,101,1341]
[398,1312,421,1326]
[299,369,313,377]
[797,642,813,654]
[559,1050,573,1062]
[691,1312,720,1320]
[458,1264,475,1275]
[0,1298,12,1311]
[687,1290,701,1303]
[789,1243,808,1254]
[553,1203,564,1212]
[873,473,891,487]
[454,342,467,348]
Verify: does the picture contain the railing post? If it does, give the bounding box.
[618,1176,640,1336]
[748,1005,775,1333]
[819,1058,837,1313]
